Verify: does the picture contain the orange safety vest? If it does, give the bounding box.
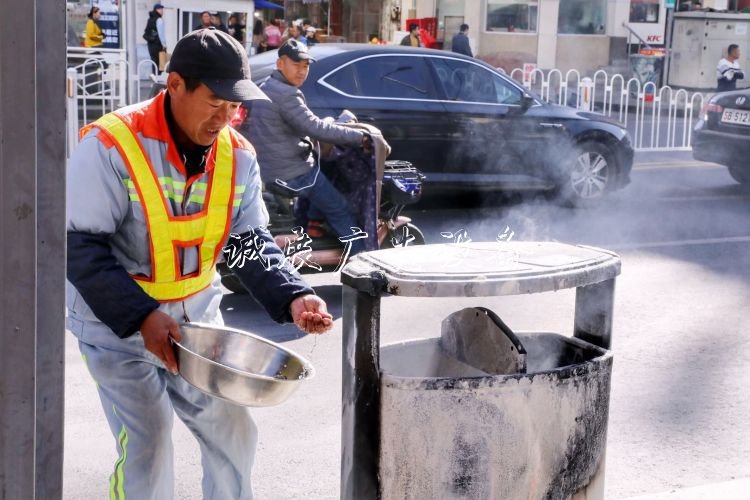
[92,112,235,302]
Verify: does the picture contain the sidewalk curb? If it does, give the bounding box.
[619,478,750,500]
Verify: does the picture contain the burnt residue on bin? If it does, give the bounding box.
[546,365,611,498]
[451,432,490,497]
[378,332,612,499]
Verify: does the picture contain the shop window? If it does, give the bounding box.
[558,0,606,35]
[486,0,538,33]
[629,0,660,24]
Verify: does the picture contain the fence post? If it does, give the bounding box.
[66,67,79,157]
[578,77,594,112]
[118,59,128,108]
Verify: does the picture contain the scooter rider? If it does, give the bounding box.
[66,28,333,499]
[246,39,371,255]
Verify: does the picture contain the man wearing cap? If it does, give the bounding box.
[305,26,318,46]
[246,39,370,253]
[67,29,332,499]
[286,22,308,46]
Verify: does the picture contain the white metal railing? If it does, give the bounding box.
[509,67,707,151]
[66,56,708,157]
[66,50,158,158]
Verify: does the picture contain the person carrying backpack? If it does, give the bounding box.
[144,3,166,74]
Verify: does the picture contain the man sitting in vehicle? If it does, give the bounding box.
[246,39,371,254]
[717,44,745,92]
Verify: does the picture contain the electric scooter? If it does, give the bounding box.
[218,158,426,293]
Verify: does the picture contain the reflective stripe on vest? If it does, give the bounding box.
[93,113,235,302]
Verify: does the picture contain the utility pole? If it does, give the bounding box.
[664,1,676,86]
[0,0,67,497]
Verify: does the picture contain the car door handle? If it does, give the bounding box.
[358,115,375,123]
[538,122,564,129]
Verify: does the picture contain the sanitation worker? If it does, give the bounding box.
[66,28,333,499]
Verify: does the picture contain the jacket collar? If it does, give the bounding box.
[271,70,293,86]
[141,90,218,177]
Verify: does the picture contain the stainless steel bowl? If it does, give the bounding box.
[174,323,315,407]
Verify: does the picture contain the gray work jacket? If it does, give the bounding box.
[245,70,365,183]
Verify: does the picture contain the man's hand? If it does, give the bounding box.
[290,294,333,334]
[140,310,182,374]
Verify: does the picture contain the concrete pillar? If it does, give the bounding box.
[415,0,437,19]
[0,0,66,497]
[464,0,482,52]
[538,0,560,69]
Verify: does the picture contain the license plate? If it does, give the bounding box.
[721,108,750,126]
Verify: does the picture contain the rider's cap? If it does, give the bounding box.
[168,28,269,102]
[278,39,316,62]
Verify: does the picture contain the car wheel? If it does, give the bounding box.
[728,166,750,186]
[561,141,616,205]
[382,223,425,248]
[217,262,248,294]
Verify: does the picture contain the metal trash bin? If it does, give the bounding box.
[340,242,621,500]
[379,309,611,499]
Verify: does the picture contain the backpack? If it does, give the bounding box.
[143,16,159,44]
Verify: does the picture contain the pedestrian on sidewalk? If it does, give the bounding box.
[194,10,211,30]
[210,11,229,33]
[717,44,744,92]
[84,6,104,48]
[229,14,247,44]
[143,3,167,74]
[264,19,283,51]
[400,23,422,47]
[451,24,473,57]
[67,28,333,499]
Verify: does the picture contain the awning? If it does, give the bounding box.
[254,0,284,9]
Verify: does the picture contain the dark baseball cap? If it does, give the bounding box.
[168,28,268,102]
[278,39,316,62]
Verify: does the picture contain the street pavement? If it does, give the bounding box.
[63,151,750,499]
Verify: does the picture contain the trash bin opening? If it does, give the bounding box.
[380,333,608,382]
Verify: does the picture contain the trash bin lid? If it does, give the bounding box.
[341,242,620,297]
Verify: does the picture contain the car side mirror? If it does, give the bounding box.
[509,93,535,115]
[520,93,535,112]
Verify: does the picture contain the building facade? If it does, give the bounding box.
[390,0,672,73]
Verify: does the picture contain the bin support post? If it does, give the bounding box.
[341,284,381,500]
[574,278,615,349]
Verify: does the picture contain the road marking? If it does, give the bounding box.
[634,161,722,171]
[620,477,750,500]
[650,194,750,202]
[608,235,750,251]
